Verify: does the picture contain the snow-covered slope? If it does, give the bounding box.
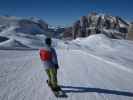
[71,34,133,51]
[0,34,133,100]
[0,16,51,48]
[0,16,66,48]
[0,16,49,36]
[0,38,28,48]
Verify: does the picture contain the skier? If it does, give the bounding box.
[39,37,60,91]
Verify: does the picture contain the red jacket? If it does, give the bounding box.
[39,48,52,61]
[39,46,59,69]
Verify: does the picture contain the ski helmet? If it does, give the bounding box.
[45,37,52,46]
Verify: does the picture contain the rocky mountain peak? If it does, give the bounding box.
[63,12,129,39]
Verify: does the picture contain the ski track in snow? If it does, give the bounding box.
[76,50,133,74]
[0,49,133,100]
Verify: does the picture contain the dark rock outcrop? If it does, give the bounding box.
[64,12,129,39]
[128,23,133,40]
[0,36,9,42]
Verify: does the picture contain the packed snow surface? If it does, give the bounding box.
[0,34,133,100]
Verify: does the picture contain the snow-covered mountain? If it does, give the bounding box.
[0,13,132,48]
[0,16,49,35]
[0,16,65,48]
[62,12,130,39]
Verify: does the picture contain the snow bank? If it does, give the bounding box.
[72,34,115,51]
[71,34,133,51]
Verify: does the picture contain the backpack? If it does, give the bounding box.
[39,49,52,61]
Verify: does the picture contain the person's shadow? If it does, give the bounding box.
[60,85,133,97]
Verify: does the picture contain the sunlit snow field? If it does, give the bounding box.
[0,34,133,100]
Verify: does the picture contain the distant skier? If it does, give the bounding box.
[39,37,60,91]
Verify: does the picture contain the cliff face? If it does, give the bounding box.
[128,23,133,40]
[63,12,129,39]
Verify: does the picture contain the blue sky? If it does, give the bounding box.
[0,0,132,26]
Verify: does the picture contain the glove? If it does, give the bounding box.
[55,64,59,69]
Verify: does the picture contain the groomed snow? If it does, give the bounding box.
[0,34,133,100]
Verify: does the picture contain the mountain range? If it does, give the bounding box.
[62,12,130,40]
[0,12,132,48]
